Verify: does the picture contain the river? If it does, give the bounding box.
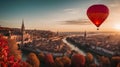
[22,36,99,64]
[63,37,99,64]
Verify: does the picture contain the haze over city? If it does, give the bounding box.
[0,0,120,32]
[0,0,120,67]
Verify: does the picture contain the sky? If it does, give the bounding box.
[0,0,120,32]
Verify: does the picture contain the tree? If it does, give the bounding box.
[86,53,94,62]
[99,56,110,67]
[61,56,71,67]
[0,35,31,67]
[85,53,94,67]
[55,56,71,67]
[45,54,55,67]
[26,52,40,67]
[38,52,45,62]
[7,39,22,61]
[55,57,64,67]
[71,54,85,67]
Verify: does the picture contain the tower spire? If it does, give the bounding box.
[21,19,25,48]
[21,19,25,32]
[84,30,87,40]
[85,30,86,37]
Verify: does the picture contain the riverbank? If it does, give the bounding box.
[22,37,99,64]
[63,38,99,64]
[66,37,114,58]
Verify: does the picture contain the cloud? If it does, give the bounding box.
[61,19,91,25]
[63,8,80,14]
[103,0,120,8]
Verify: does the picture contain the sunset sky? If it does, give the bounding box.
[0,0,120,32]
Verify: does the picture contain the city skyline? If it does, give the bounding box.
[0,0,120,32]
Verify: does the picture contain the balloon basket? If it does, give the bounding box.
[97,27,99,30]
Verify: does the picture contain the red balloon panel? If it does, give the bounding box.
[87,13,108,27]
[87,4,109,27]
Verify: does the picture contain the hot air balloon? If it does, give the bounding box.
[87,4,109,30]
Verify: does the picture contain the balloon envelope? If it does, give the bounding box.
[87,4,109,29]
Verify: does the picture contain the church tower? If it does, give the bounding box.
[84,30,87,40]
[21,19,25,47]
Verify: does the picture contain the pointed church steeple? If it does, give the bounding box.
[84,30,86,38]
[84,30,87,40]
[21,19,25,32]
[21,19,25,48]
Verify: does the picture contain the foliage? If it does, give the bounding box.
[26,52,40,67]
[45,54,55,67]
[55,57,64,67]
[61,56,71,67]
[7,39,22,61]
[86,53,94,63]
[85,53,94,67]
[0,36,30,67]
[38,52,45,62]
[71,54,85,67]
[54,56,71,67]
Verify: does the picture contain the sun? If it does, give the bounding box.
[114,25,120,30]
